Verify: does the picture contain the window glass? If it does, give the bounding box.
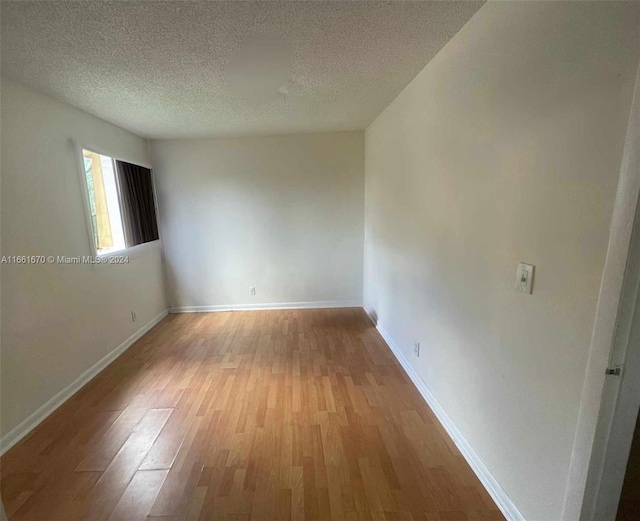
[82,150,127,254]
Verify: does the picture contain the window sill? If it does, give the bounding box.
[91,240,161,271]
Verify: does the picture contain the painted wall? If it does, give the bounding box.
[151,133,364,310]
[363,2,640,520]
[0,78,166,440]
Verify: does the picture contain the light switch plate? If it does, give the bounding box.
[516,263,535,294]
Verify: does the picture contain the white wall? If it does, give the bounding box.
[0,78,166,441]
[151,133,363,310]
[363,2,640,520]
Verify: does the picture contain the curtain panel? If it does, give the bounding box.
[115,161,159,247]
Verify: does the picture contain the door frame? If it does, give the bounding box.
[561,59,640,520]
[583,178,640,520]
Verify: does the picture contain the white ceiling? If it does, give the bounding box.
[1,1,484,139]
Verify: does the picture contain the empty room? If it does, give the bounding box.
[2,1,640,520]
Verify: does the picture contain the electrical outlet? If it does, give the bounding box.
[131,311,137,322]
[413,340,420,357]
[249,286,256,295]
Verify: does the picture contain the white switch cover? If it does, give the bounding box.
[249,286,256,295]
[516,263,535,294]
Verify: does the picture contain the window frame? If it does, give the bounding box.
[74,141,161,265]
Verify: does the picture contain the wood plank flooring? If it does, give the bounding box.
[1,308,504,521]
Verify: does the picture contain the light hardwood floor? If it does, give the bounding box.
[1,308,504,521]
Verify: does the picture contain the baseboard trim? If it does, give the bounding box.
[169,300,362,313]
[374,322,525,521]
[0,309,169,456]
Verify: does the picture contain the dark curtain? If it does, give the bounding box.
[116,161,159,247]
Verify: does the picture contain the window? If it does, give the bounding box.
[82,149,159,255]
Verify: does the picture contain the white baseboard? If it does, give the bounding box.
[374,322,525,521]
[0,309,169,456]
[169,300,362,313]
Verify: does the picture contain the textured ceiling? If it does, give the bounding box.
[1,1,484,139]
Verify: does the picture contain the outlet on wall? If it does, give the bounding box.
[131,311,137,322]
[413,340,420,357]
[249,286,256,295]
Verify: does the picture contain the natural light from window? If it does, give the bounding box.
[82,149,126,255]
